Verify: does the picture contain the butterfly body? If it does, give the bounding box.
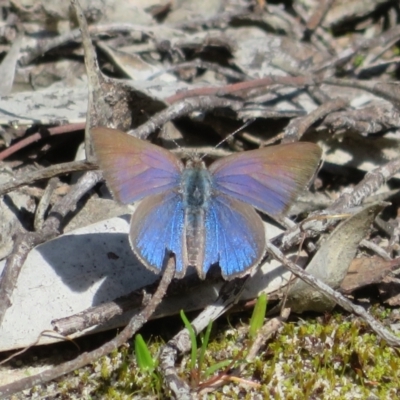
[91,127,322,280]
[181,161,212,271]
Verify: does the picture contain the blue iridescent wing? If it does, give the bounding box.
[91,127,183,204]
[129,191,187,277]
[209,143,321,216]
[201,194,265,279]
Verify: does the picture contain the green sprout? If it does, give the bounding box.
[249,293,267,340]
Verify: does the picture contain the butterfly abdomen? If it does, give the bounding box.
[181,164,213,278]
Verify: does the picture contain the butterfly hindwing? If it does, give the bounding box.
[91,127,183,204]
[209,142,322,216]
[202,194,266,279]
[129,191,187,277]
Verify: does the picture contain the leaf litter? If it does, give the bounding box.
[0,0,400,398]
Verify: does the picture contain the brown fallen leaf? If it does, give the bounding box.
[340,256,400,294]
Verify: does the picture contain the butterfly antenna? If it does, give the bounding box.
[138,109,187,155]
[200,118,255,160]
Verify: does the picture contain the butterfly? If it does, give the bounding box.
[91,127,322,280]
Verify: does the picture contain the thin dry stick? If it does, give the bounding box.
[266,241,400,347]
[282,98,348,143]
[170,8,249,30]
[247,308,291,362]
[0,123,85,161]
[159,276,249,399]
[0,330,77,366]
[52,272,209,336]
[321,105,400,134]
[0,160,96,196]
[20,24,182,66]
[129,96,244,139]
[360,239,392,261]
[330,158,400,211]
[0,257,175,398]
[323,78,400,110]
[71,0,112,160]
[147,60,248,82]
[34,177,58,231]
[0,232,48,325]
[281,157,400,250]
[304,0,335,35]
[51,289,151,336]
[165,75,315,104]
[0,171,101,326]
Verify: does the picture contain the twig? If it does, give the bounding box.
[0,330,75,366]
[0,160,96,196]
[52,286,152,336]
[246,308,290,361]
[0,231,50,326]
[282,98,348,142]
[356,57,400,78]
[128,96,243,140]
[360,239,392,261]
[44,170,102,232]
[20,24,182,66]
[72,0,111,160]
[0,170,101,326]
[323,77,400,110]
[281,157,400,250]
[266,242,400,347]
[159,276,248,399]
[52,272,212,336]
[269,57,331,105]
[0,123,85,161]
[170,9,250,30]
[329,157,400,212]
[147,60,248,82]
[303,0,335,39]
[34,177,58,231]
[320,104,400,135]
[387,217,400,257]
[165,75,314,104]
[0,256,175,397]
[313,25,400,73]
[0,35,22,96]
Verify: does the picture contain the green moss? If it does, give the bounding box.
[47,308,399,399]
[353,55,365,68]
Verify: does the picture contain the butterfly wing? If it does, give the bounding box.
[201,194,265,279]
[91,127,184,204]
[129,191,187,277]
[209,143,321,216]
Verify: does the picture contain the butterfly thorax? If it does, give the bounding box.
[180,160,213,274]
[181,160,213,209]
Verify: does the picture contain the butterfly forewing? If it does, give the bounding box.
[202,194,265,279]
[209,143,322,216]
[91,127,184,204]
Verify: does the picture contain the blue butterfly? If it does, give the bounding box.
[91,127,321,280]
